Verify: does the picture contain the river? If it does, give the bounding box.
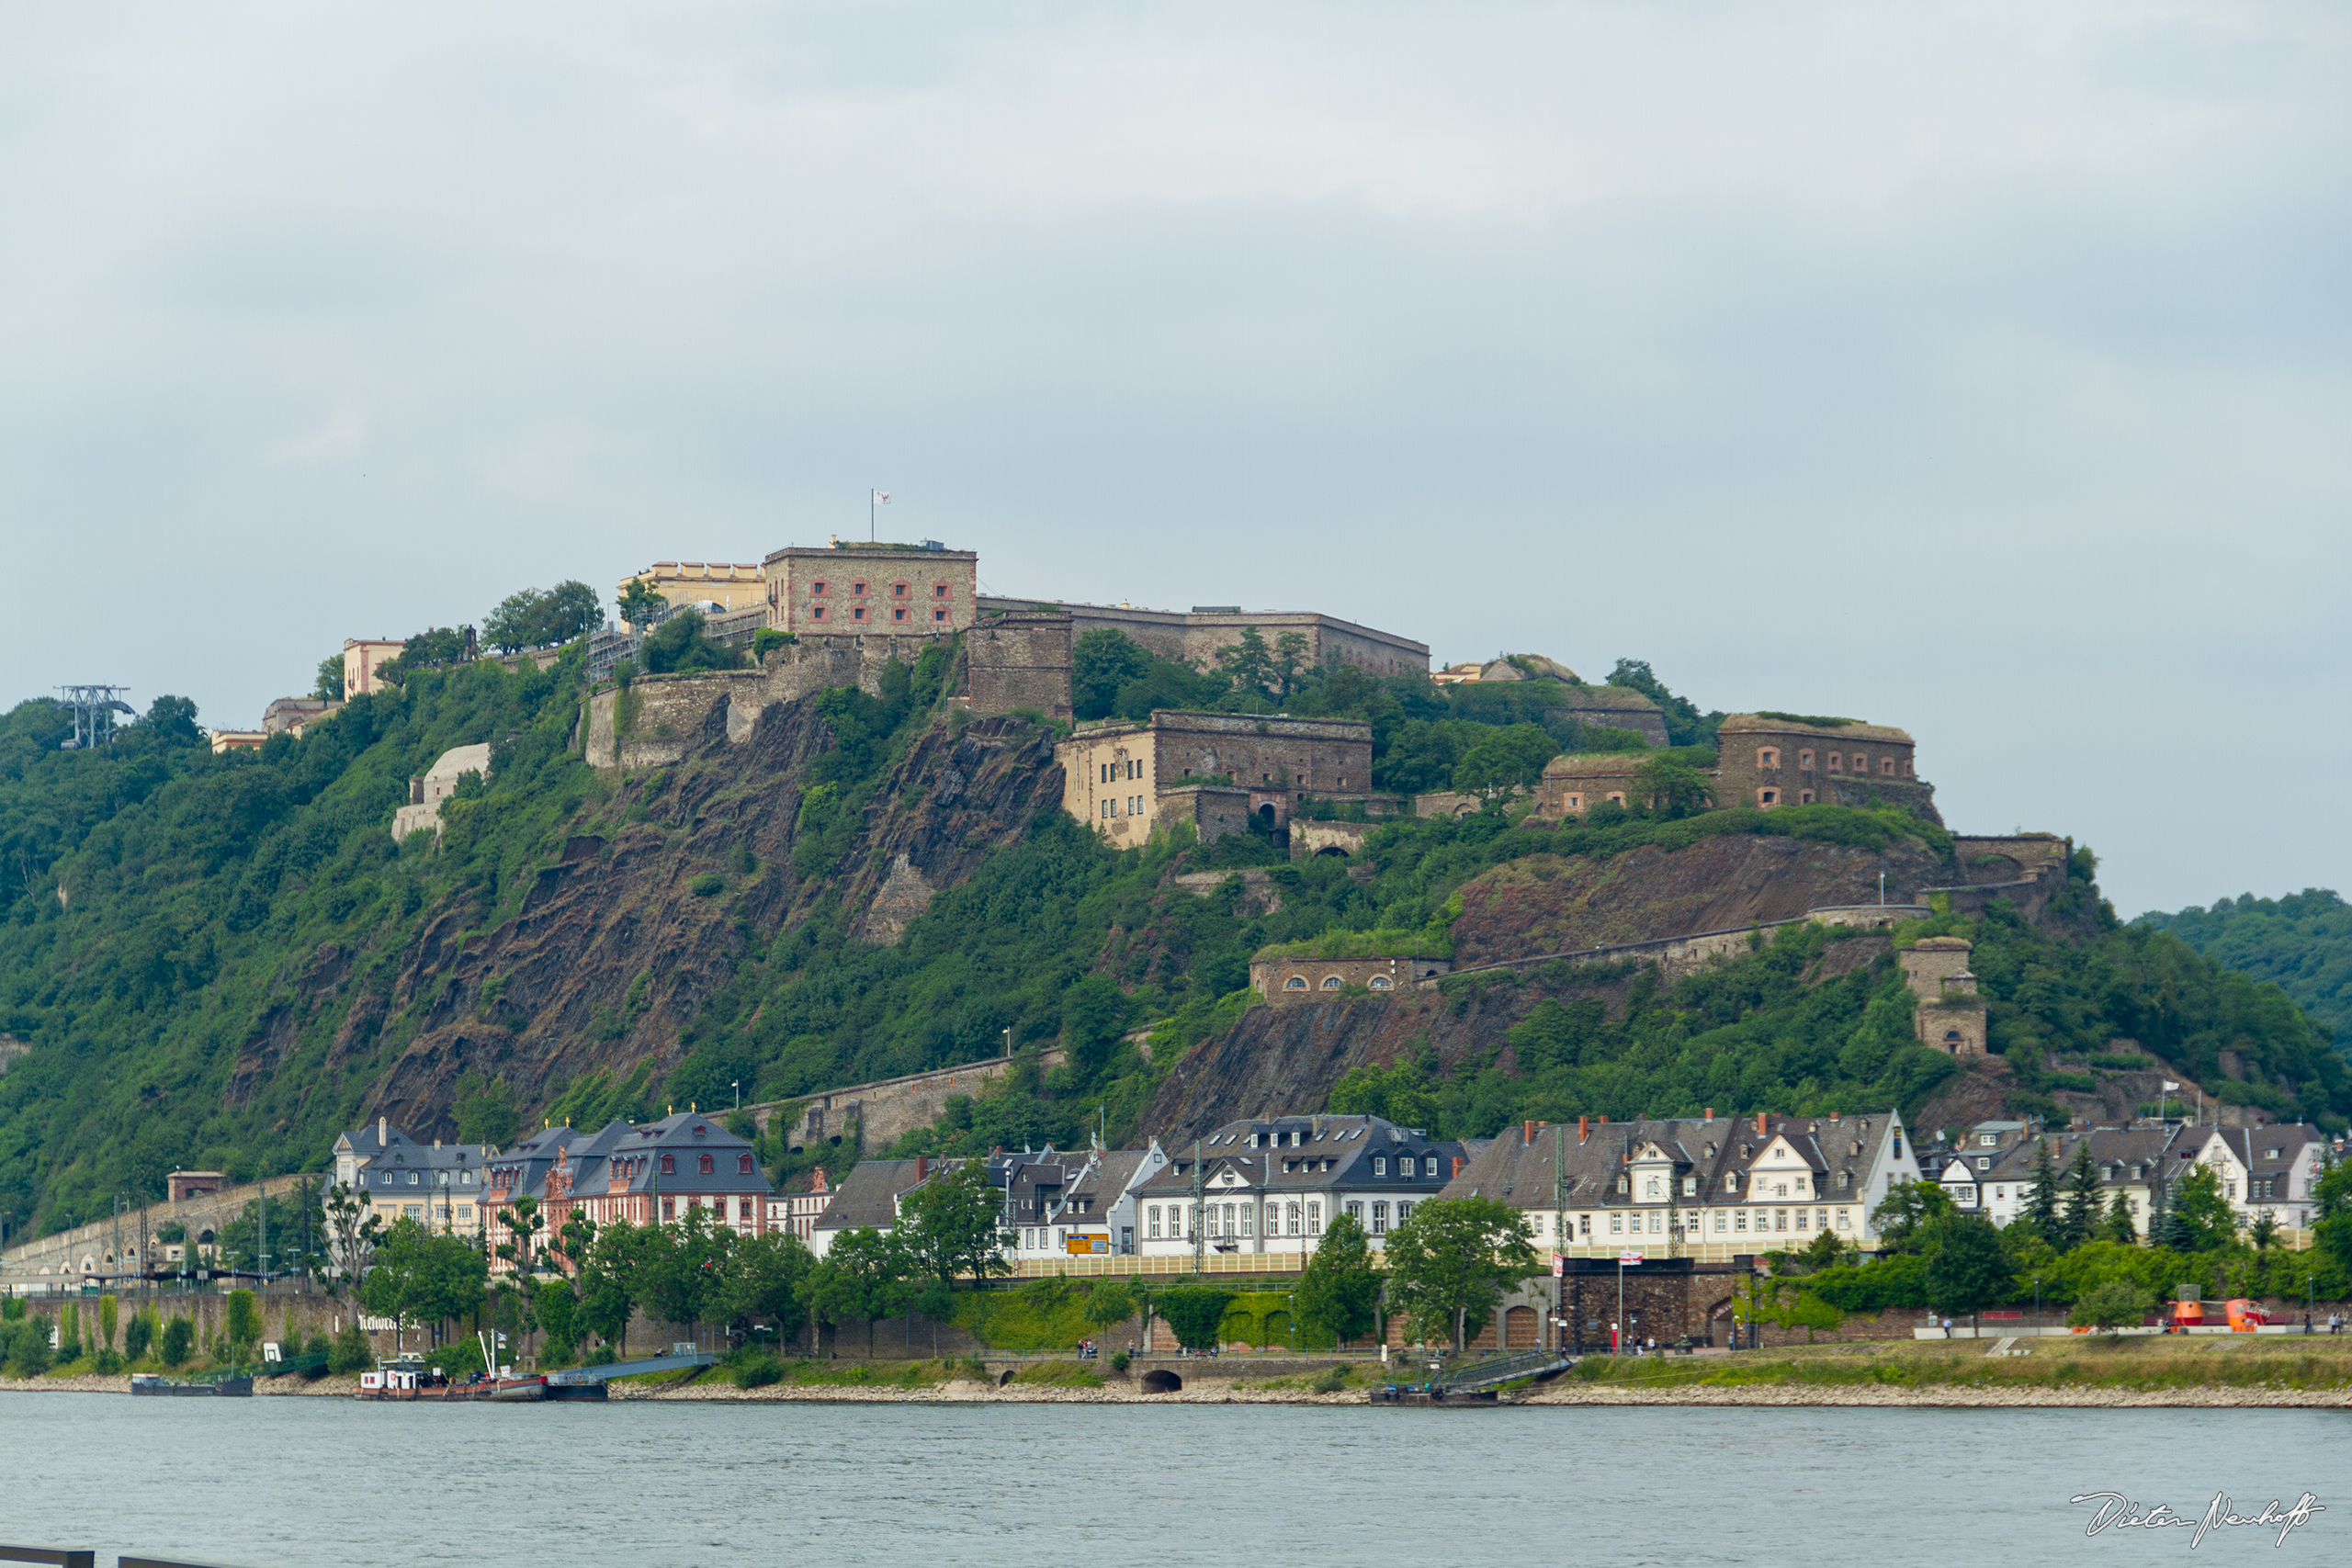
[0,1395,2340,1565]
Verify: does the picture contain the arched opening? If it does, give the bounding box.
[1283,976,1308,991]
[1314,846,1349,858]
[197,1229,215,1245]
[1943,1030,1963,1054]
[999,1369,1017,1387]
[1320,976,1344,990]
[1368,976,1393,991]
[1256,804,1277,827]
[1141,1369,1183,1393]
[1504,1304,1539,1348]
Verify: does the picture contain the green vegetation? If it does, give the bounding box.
[481,581,602,654]
[1255,925,1453,962]
[1382,1196,1544,1351]
[2138,888,2349,1044]
[1566,1337,2352,1393]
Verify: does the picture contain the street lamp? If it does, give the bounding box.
[2033,1277,2041,1337]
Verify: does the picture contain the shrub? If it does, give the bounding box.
[584,1344,619,1367]
[731,1354,785,1389]
[159,1316,195,1368]
[1110,1348,1130,1373]
[1309,1366,1348,1394]
[1156,1289,1237,1352]
[689,872,726,897]
[90,1348,124,1374]
[122,1312,153,1362]
[304,1333,333,1377]
[2069,1279,2156,1337]
[6,1319,54,1378]
[328,1324,372,1374]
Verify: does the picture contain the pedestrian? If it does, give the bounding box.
[1941,1317,1953,1338]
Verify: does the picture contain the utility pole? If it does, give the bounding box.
[1193,1139,1205,1277]
[1553,1124,1567,1354]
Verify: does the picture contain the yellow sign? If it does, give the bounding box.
[1065,1235,1108,1255]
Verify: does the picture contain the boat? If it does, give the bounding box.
[356,1366,548,1402]
[131,1372,254,1397]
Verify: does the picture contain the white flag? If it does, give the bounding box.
[2163,1081,2179,1092]
[872,490,891,505]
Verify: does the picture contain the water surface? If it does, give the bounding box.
[0,1394,2340,1565]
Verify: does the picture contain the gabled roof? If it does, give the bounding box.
[812,1159,938,1232]
[1440,1112,1905,1212]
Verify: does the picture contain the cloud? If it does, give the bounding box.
[0,0,2345,913]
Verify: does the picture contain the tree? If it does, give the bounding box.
[313,654,345,702]
[582,1220,656,1353]
[122,1308,153,1362]
[97,1293,118,1355]
[2100,1188,2138,1245]
[617,576,667,632]
[1793,1226,1853,1273]
[896,1162,1013,1292]
[1450,723,1558,794]
[1071,629,1154,722]
[1633,754,1713,818]
[495,1194,545,1278]
[797,1226,912,1356]
[322,1182,383,1284]
[2171,1165,2237,1252]
[1155,1288,1237,1352]
[139,695,203,748]
[2020,1140,2062,1244]
[535,1278,581,1362]
[223,1289,262,1359]
[1923,1216,2010,1332]
[639,609,740,675]
[8,1317,55,1377]
[1294,1212,1380,1347]
[361,1217,490,1351]
[1270,631,1311,703]
[636,1205,732,1345]
[159,1315,194,1368]
[2067,1278,2154,1338]
[719,1231,816,1348]
[2058,1144,2103,1249]
[536,581,603,645]
[328,1322,373,1374]
[1382,1196,1542,1353]
[1871,1179,1957,1254]
[1057,975,1131,1079]
[2247,1209,2280,1252]
[1215,627,1278,700]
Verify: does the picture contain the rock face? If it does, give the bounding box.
[302,694,1062,1140]
[1447,836,1952,966]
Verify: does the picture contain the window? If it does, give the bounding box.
[1713,1212,1725,1232]
[1143,1205,1159,1239]
[851,581,868,596]
[933,608,946,621]
[407,1171,419,1185]
[1425,1156,1440,1178]
[1975,1157,1991,1172]
[1774,1209,1789,1231]
[1758,789,1778,807]
[1321,976,1342,990]
[1240,1206,1254,1237]
[661,1155,675,1175]
[1825,751,1842,772]
[1374,1156,1387,1176]
[1994,1187,2005,1201]
[1283,976,1307,990]
[1794,1208,1809,1231]
[1610,1213,1623,1234]
[1798,791,1816,805]
[662,1197,675,1220]
[405,1203,423,1220]
[1979,1134,1999,1147]
[1396,1201,1414,1225]
[933,583,948,598]
[1372,1201,1388,1235]
[1797,749,1814,769]
[1645,1178,1659,1198]
[1286,1202,1301,1235]
[852,605,866,620]
[893,607,907,621]
[1307,1201,1322,1235]
[1837,1209,1850,1230]
[739,1154,755,1174]
[1757,747,1780,769]
[1724,1172,1740,1191]
[811,581,829,595]
[891,581,910,598]
[1345,1201,1362,1224]
[811,604,827,620]
[1734,1211,1747,1232]
[1682,1177,1697,1196]
[1881,758,1895,775]
[1369,976,1393,990]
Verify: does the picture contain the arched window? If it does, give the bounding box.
[739,1154,755,1174]
[699,1154,715,1175]
[1320,976,1344,990]
[1283,976,1308,990]
[1943,1030,1963,1052]
[1368,975,1393,990]
[660,1154,676,1175]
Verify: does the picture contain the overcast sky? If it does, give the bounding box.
[3,2,2345,917]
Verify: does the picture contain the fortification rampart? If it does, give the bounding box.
[2,1173,314,1280]
[1431,904,1933,988]
[753,1049,1069,1156]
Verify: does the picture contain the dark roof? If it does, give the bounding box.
[812,1159,940,1232]
[1133,1113,1464,1199]
[1440,1112,1905,1211]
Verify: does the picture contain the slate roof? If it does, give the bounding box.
[1441,1113,1903,1213]
[1132,1113,1465,1201]
[811,1158,941,1233]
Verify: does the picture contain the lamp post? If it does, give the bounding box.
[2033,1277,2041,1337]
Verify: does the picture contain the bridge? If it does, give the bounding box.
[1,1174,316,1286]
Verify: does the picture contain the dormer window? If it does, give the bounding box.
[1724,1172,1740,1191]
[661,1155,676,1175]
[1373,1157,1387,1176]
[1681,1177,1697,1196]
[1616,1174,1629,1193]
[739,1154,756,1174]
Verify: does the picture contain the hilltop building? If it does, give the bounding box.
[391,744,492,842]
[1057,710,1378,846]
[1714,714,1934,818]
[617,561,769,617]
[342,639,407,698]
[764,540,978,636]
[978,597,1428,678]
[1903,935,1987,1057]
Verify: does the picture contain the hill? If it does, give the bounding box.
[1,642,2345,1239]
[2138,890,2350,1046]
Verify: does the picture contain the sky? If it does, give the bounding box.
[2,1,2346,918]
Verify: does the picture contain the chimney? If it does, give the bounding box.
[434,1138,442,1150]
[1828,1111,1839,1122]
[1756,1111,1768,1136]
[1523,1121,1536,1146]
[1452,1155,1464,1179]
[1578,1116,1589,1145]
[1704,1108,1714,1122]
[916,1155,930,1182]
[1599,1115,1608,1125]
[378,1115,387,1147]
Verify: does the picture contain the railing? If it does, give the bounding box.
[1429,1348,1569,1390]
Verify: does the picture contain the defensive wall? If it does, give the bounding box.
[752,1049,1069,1156]
[1431,904,1935,988]
[1,1173,315,1282]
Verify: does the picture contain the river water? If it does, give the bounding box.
[0,1395,2341,1565]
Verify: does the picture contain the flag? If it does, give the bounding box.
[1618,1250,1644,1266]
[872,490,891,505]
[2163,1081,2179,1092]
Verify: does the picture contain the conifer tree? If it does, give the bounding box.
[2022,1141,2063,1242]
[2059,1143,2104,1249]
[2101,1187,2138,1245]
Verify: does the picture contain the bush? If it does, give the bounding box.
[1156,1289,1237,1352]
[159,1316,195,1368]
[304,1333,333,1378]
[1309,1366,1348,1394]
[731,1353,785,1389]
[2068,1279,2156,1337]
[327,1323,373,1375]
[1109,1348,1130,1373]
[584,1343,619,1367]
[689,872,726,897]
[122,1312,153,1362]
[6,1319,54,1377]
[90,1348,124,1374]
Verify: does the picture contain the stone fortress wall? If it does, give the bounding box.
[977,597,1429,678]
